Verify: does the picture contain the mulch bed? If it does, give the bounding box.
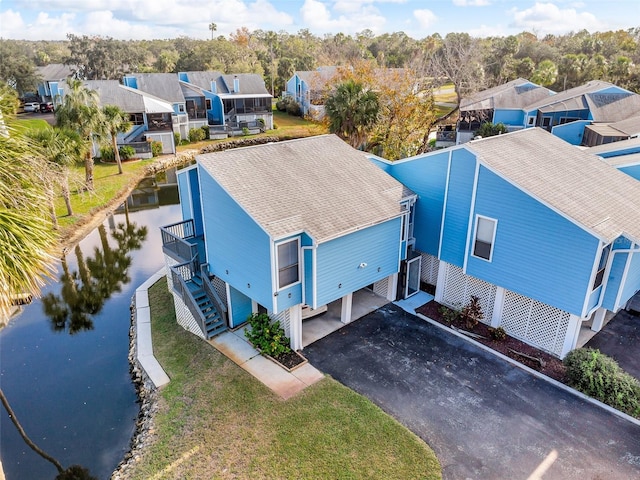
[416,300,568,383]
[271,350,307,370]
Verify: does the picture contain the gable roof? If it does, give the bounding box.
[82,80,173,113]
[296,66,339,91]
[586,92,640,122]
[36,63,75,81]
[467,128,640,244]
[219,74,270,95]
[586,136,640,156]
[197,135,408,242]
[460,78,555,111]
[179,71,225,91]
[525,80,624,112]
[126,73,185,104]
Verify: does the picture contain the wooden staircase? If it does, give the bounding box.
[189,275,227,339]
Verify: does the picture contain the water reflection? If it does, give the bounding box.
[42,223,148,334]
[0,168,182,480]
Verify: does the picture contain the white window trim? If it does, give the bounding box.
[276,238,301,291]
[471,215,497,262]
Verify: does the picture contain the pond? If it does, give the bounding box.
[0,170,182,480]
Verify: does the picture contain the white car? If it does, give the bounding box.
[23,102,40,112]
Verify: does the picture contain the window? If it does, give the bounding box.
[542,117,552,128]
[527,116,535,126]
[277,239,299,289]
[473,216,497,261]
[205,98,212,110]
[593,244,611,289]
[178,104,185,113]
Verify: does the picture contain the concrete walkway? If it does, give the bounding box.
[134,272,323,399]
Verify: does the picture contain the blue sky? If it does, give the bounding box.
[0,0,637,41]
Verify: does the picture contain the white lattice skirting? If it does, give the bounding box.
[272,308,292,339]
[373,277,389,298]
[164,254,205,340]
[420,252,440,286]
[438,262,570,357]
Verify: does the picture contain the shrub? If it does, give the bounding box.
[99,145,115,161]
[564,348,640,418]
[286,101,302,117]
[201,124,210,139]
[242,126,250,136]
[151,140,163,157]
[460,295,484,329]
[273,122,278,130]
[188,127,206,143]
[174,132,181,147]
[439,305,460,324]
[490,326,506,341]
[119,145,136,160]
[244,312,292,357]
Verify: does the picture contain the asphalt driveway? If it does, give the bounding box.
[303,304,640,480]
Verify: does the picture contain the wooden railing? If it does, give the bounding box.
[201,263,228,327]
[160,219,198,265]
[170,262,207,337]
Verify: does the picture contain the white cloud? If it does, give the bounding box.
[413,9,437,29]
[509,2,603,35]
[300,0,386,34]
[452,0,491,6]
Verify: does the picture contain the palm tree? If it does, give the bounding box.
[324,80,379,149]
[56,80,104,191]
[27,126,86,223]
[102,105,132,175]
[209,22,217,40]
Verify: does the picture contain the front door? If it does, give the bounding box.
[405,255,422,298]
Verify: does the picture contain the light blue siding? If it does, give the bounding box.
[315,218,402,306]
[618,165,640,181]
[368,156,393,173]
[467,166,600,314]
[602,237,632,311]
[198,167,274,310]
[587,286,602,312]
[551,120,591,145]
[493,109,524,126]
[228,285,253,328]
[440,149,476,267]
[385,150,450,256]
[188,169,204,236]
[122,76,137,89]
[618,250,640,309]
[177,171,192,223]
[303,248,314,306]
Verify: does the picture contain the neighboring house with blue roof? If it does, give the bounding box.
[161,135,414,350]
[178,71,273,135]
[36,63,76,105]
[522,80,639,145]
[82,80,176,156]
[456,78,555,144]
[372,128,640,358]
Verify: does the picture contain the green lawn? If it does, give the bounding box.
[9,117,50,132]
[124,278,442,480]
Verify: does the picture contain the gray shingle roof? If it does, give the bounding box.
[296,67,339,91]
[467,128,640,244]
[586,136,640,155]
[525,80,621,111]
[461,78,555,111]
[36,63,75,80]
[586,92,640,122]
[180,71,224,91]
[603,152,640,168]
[81,80,173,113]
[127,73,185,103]
[219,74,270,95]
[197,135,407,242]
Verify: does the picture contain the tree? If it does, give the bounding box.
[427,33,484,121]
[0,82,58,322]
[531,59,558,87]
[325,79,379,148]
[56,80,104,191]
[102,105,132,175]
[27,125,85,222]
[0,40,42,95]
[209,22,217,40]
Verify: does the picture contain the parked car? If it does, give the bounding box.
[40,102,54,113]
[23,102,40,112]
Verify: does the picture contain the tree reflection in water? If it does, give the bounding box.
[42,221,148,334]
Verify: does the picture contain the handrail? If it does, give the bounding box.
[160,220,198,264]
[200,264,228,327]
[169,263,208,337]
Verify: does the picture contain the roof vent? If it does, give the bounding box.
[233,75,239,93]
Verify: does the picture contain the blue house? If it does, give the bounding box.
[36,63,75,105]
[285,66,338,119]
[456,78,555,144]
[523,80,640,145]
[373,128,640,357]
[82,80,176,155]
[161,135,414,350]
[178,71,273,134]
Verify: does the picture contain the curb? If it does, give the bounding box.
[415,312,640,428]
